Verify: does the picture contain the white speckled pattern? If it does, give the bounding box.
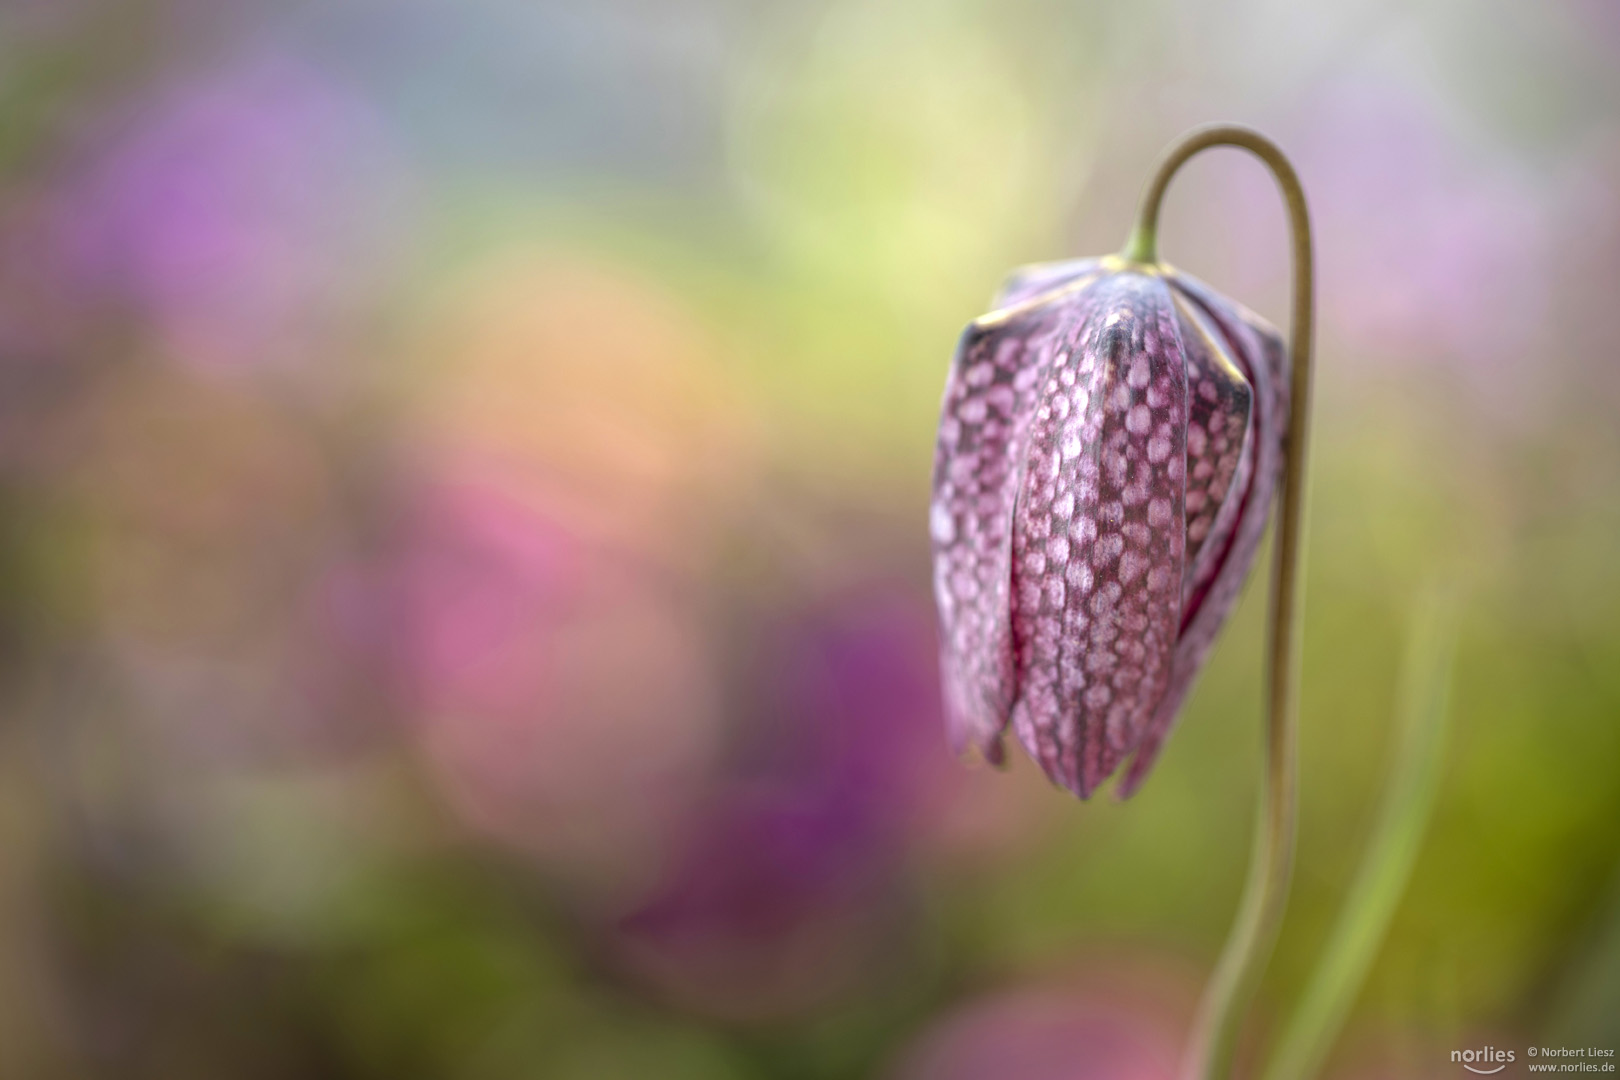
[931,258,1289,798]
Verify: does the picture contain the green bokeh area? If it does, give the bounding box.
[1,1,1617,1077]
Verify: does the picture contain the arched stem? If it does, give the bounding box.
[1123,125,1315,1080]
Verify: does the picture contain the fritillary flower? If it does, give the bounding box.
[930,256,1289,798]
[922,125,1445,1080]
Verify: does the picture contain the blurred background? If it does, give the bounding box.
[0,1,1617,1077]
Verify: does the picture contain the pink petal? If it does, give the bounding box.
[1118,272,1289,797]
[931,290,1089,761]
[1172,294,1255,608]
[1008,272,1188,798]
[992,257,1103,309]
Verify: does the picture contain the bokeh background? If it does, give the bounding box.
[1,1,1617,1077]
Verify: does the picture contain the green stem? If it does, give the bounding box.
[1260,582,1459,1080]
[1121,125,1316,1080]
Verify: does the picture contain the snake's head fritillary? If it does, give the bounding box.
[930,257,1289,798]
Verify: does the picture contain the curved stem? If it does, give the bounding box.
[1123,125,1315,1080]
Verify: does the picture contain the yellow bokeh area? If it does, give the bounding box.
[405,249,761,562]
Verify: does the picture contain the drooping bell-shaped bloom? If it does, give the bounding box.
[930,257,1289,798]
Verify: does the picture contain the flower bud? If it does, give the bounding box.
[930,257,1288,798]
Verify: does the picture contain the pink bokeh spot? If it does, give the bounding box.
[391,469,585,716]
[892,984,1180,1080]
[1301,82,1552,384]
[56,51,409,375]
[388,459,722,885]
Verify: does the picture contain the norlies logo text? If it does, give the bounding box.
[1454,1047,1517,1075]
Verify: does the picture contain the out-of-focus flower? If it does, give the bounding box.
[407,252,757,564]
[931,258,1288,798]
[613,586,951,1019]
[889,978,1181,1080]
[1297,83,1551,400]
[387,250,758,888]
[614,781,898,1021]
[389,462,724,891]
[755,588,958,833]
[54,51,410,377]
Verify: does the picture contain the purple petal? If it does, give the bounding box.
[993,257,1104,309]
[1173,294,1255,611]
[1008,272,1188,798]
[1117,271,1288,797]
[931,292,1088,762]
